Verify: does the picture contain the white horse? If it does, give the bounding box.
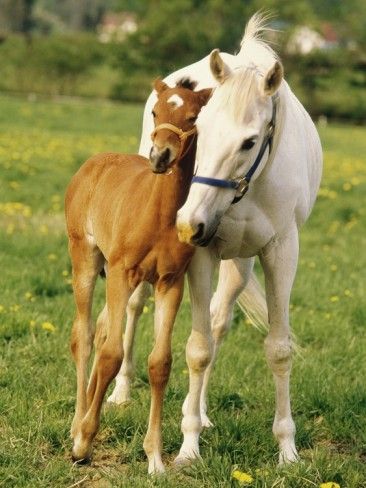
[111,13,322,468]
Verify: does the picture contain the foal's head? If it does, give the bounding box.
[150,79,211,173]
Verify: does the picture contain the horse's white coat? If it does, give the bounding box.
[137,13,322,468]
[167,94,184,108]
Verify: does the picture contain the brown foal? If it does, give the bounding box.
[65,79,211,474]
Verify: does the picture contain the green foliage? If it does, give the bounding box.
[0,35,108,95]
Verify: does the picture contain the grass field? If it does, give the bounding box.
[0,94,365,488]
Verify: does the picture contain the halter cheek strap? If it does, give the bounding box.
[192,94,279,205]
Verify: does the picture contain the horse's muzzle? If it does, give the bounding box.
[177,219,219,247]
[150,146,173,173]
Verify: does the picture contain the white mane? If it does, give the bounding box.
[237,12,278,72]
[214,13,280,123]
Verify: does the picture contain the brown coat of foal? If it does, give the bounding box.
[65,79,211,474]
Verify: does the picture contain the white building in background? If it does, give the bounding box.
[98,12,137,43]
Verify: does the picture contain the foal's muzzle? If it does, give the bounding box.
[149,146,174,173]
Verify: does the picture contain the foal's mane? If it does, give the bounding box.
[215,12,279,123]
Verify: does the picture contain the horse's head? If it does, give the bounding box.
[150,78,211,174]
[176,49,283,246]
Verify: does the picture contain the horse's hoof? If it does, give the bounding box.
[201,414,214,428]
[71,454,91,466]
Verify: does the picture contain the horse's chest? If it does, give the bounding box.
[212,210,275,260]
[126,234,193,288]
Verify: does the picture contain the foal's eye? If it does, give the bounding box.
[152,110,156,118]
[187,116,197,123]
[240,138,256,151]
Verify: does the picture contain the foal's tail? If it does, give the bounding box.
[236,272,268,333]
[237,271,301,354]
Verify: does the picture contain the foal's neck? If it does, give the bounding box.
[153,142,196,224]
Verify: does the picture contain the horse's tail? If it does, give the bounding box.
[237,271,301,354]
[236,271,268,333]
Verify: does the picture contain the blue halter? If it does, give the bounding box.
[192,94,278,205]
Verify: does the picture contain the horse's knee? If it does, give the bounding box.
[186,333,212,373]
[70,320,93,360]
[148,353,172,387]
[99,346,123,380]
[211,309,232,342]
[264,335,292,375]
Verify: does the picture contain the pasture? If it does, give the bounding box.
[0,94,365,487]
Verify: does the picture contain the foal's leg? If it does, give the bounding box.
[108,282,151,405]
[143,277,184,474]
[72,263,131,461]
[69,238,103,439]
[174,248,217,465]
[259,226,299,464]
[201,257,254,427]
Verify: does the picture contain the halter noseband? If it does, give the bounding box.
[151,123,197,164]
[191,94,279,204]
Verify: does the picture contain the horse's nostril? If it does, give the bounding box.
[160,147,170,163]
[193,223,205,241]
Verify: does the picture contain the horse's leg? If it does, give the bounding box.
[259,226,299,464]
[108,282,151,405]
[72,263,131,462]
[174,248,217,465]
[202,257,255,427]
[143,276,184,474]
[69,238,103,440]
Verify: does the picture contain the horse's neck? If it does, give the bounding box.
[151,146,196,223]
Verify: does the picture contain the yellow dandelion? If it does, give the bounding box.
[9,304,20,312]
[143,305,149,314]
[62,270,69,277]
[232,470,253,484]
[29,320,36,328]
[342,182,352,191]
[320,483,341,488]
[330,264,337,272]
[0,305,5,313]
[47,253,57,261]
[325,313,331,320]
[41,321,56,333]
[308,261,316,269]
[330,296,339,303]
[25,291,33,300]
[344,289,352,297]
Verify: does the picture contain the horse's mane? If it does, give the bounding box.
[215,12,279,123]
[237,12,278,69]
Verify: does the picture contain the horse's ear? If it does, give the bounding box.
[154,78,169,94]
[196,88,212,106]
[262,61,283,96]
[209,49,232,83]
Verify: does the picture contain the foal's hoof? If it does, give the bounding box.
[201,413,214,428]
[71,454,91,466]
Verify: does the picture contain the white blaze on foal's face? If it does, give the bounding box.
[167,94,184,109]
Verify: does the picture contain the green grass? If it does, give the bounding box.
[0,95,366,487]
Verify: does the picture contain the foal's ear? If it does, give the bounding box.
[196,88,212,106]
[262,61,283,96]
[209,49,232,84]
[153,78,169,94]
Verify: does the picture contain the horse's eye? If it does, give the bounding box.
[152,110,156,118]
[240,138,256,151]
[188,116,197,123]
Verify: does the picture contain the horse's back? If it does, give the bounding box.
[65,152,148,240]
